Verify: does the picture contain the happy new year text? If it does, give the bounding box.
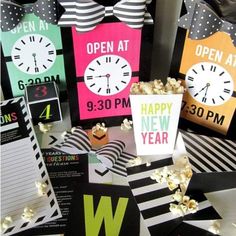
[140,103,172,145]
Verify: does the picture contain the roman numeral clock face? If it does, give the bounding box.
[84,55,132,96]
[185,62,234,106]
[11,34,56,75]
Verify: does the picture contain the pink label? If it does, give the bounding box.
[72,22,142,120]
[77,77,138,119]
[72,22,141,76]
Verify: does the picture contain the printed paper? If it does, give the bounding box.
[0,97,61,236]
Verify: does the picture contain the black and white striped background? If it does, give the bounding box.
[127,156,221,235]
[181,130,236,173]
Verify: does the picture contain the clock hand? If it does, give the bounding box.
[202,83,210,101]
[194,83,210,97]
[32,53,38,67]
[201,83,210,102]
[198,84,209,93]
[204,83,210,97]
[106,74,110,88]
[95,75,107,78]
[32,53,39,72]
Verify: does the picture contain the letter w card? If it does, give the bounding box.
[65,183,140,236]
[170,0,236,137]
[64,0,156,128]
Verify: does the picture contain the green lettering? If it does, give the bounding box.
[141,116,150,131]
[83,194,128,236]
[159,116,170,130]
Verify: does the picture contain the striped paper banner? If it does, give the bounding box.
[181,130,236,173]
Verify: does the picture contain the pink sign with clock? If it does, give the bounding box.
[72,22,141,121]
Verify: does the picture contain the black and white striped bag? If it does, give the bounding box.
[127,158,221,235]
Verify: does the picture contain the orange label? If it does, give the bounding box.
[179,31,236,135]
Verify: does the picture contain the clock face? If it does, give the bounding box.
[185,62,234,106]
[84,55,132,96]
[11,34,56,75]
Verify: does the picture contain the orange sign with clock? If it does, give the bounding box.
[179,31,236,135]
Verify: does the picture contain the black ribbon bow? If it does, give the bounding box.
[53,126,135,177]
[179,0,236,47]
[1,0,59,32]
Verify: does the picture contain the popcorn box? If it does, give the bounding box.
[130,94,183,156]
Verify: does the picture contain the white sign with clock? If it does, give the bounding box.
[185,62,234,106]
[84,54,132,96]
[11,34,56,75]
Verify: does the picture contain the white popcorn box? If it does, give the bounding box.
[130,94,183,156]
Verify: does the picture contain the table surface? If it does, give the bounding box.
[34,103,236,236]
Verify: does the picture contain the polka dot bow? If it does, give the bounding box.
[1,0,59,32]
[179,0,236,47]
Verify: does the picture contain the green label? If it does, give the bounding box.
[1,14,66,96]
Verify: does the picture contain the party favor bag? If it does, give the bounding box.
[0,0,67,99]
[58,0,156,128]
[170,0,236,136]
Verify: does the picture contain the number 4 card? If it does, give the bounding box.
[25,82,62,124]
